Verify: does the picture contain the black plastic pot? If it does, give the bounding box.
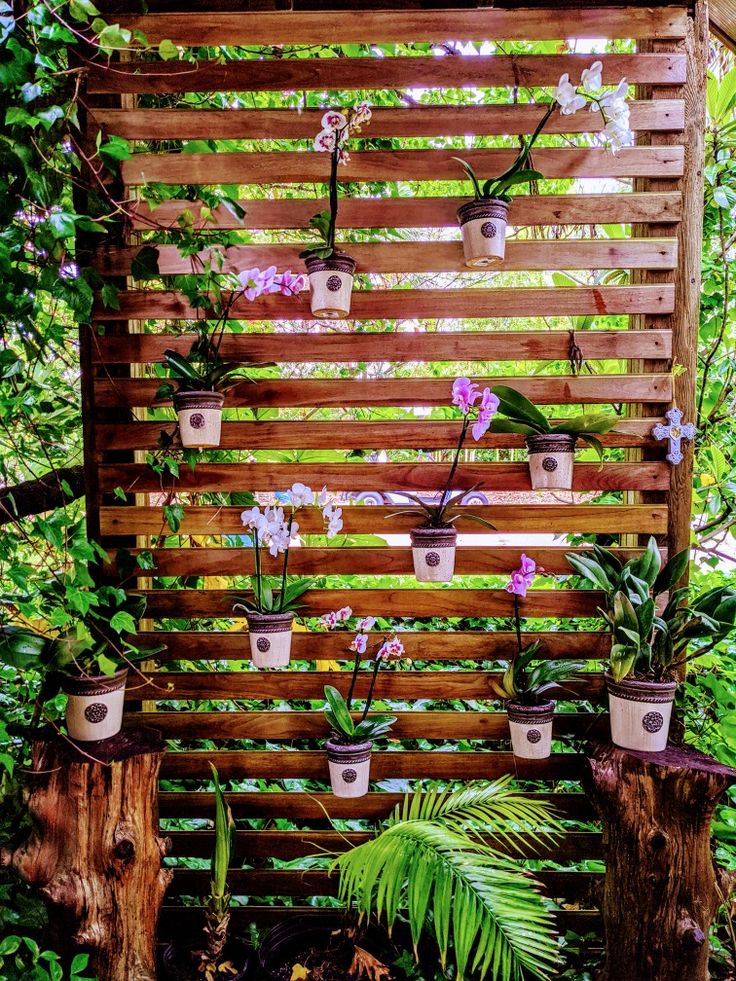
[258,913,359,981]
[160,939,251,981]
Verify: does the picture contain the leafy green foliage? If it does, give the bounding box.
[233,576,314,615]
[323,684,397,743]
[491,642,584,705]
[334,779,562,981]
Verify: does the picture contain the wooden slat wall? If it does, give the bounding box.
[82,2,704,942]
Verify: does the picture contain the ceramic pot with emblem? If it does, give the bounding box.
[304,251,356,319]
[409,526,457,583]
[325,738,373,798]
[506,700,555,760]
[246,612,294,668]
[173,390,225,449]
[606,674,677,752]
[61,667,129,742]
[525,433,577,491]
[457,198,510,267]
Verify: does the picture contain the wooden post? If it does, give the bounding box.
[1,728,172,981]
[584,742,736,981]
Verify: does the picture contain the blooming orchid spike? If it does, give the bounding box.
[377,635,406,662]
[506,554,537,598]
[472,387,500,442]
[452,377,481,415]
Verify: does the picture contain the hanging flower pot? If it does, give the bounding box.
[304,251,356,319]
[506,700,555,759]
[173,390,225,450]
[525,433,577,491]
[457,199,510,267]
[245,612,294,668]
[409,526,457,583]
[606,674,677,752]
[61,667,129,742]
[325,738,373,798]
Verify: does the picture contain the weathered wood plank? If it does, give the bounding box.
[140,705,602,738]
[143,630,611,663]
[127,670,604,701]
[97,461,670,493]
[115,8,688,45]
[100,504,668,536]
[121,146,684,186]
[165,828,603,860]
[113,545,646,579]
[94,373,673,410]
[96,239,679,277]
[101,103,685,144]
[91,326,674,361]
[136,587,605,618]
[88,53,686,95]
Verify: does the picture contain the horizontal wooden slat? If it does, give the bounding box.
[127,670,604,701]
[116,545,648,578]
[158,789,595,820]
[157,752,586,780]
[88,53,686,94]
[116,8,688,45]
[157,905,601,936]
[98,461,670,494]
[143,630,611,663]
[168,867,600,900]
[165,828,603,861]
[137,587,604,618]
[100,504,668,536]
[96,420,660,452]
[92,325,674,361]
[121,146,684,186]
[95,374,673,411]
[97,239,679,277]
[104,104,685,145]
[126,708,609,740]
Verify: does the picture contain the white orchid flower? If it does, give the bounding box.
[313,128,337,153]
[321,110,347,132]
[288,482,315,509]
[581,61,603,93]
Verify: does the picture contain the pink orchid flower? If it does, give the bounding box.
[471,387,500,442]
[377,636,405,662]
[351,633,368,655]
[277,269,307,296]
[505,554,537,597]
[452,377,480,415]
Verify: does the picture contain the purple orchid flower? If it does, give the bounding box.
[452,377,480,415]
[506,554,537,597]
[472,387,500,442]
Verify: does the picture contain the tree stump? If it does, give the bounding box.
[584,742,736,981]
[1,727,173,981]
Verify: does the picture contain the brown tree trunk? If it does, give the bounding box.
[1,727,172,981]
[0,465,85,525]
[584,742,736,981]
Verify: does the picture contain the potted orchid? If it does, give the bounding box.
[454,64,632,266]
[492,557,584,759]
[234,484,342,668]
[300,102,372,319]
[155,265,305,449]
[487,384,619,491]
[566,539,736,751]
[389,378,498,582]
[322,617,405,798]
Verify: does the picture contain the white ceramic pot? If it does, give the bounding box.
[304,252,356,319]
[61,667,128,742]
[526,433,577,491]
[326,739,372,798]
[457,198,510,267]
[246,612,294,668]
[173,390,225,449]
[507,700,555,759]
[606,674,677,752]
[409,527,457,583]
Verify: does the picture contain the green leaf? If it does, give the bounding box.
[323,685,354,737]
[653,546,690,595]
[490,385,549,432]
[158,38,179,60]
[131,245,160,280]
[163,504,185,533]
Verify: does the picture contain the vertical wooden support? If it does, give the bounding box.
[1,729,172,981]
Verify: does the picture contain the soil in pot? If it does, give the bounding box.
[173,390,225,449]
[326,738,372,798]
[304,252,356,319]
[61,667,128,742]
[606,673,677,752]
[246,611,294,668]
[409,526,457,583]
[507,699,555,759]
[457,198,510,267]
[160,939,251,981]
[525,433,577,491]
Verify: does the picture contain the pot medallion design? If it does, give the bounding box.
[480,221,497,239]
[84,703,108,724]
[542,457,558,472]
[425,551,441,567]
[641,711,664,733]
[526,728,542,744]
[341,768,358,784]
[326,275,342,292]
[189,412,205,430]
[256,637,271,653]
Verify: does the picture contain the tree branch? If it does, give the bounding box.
[0,466,85,525]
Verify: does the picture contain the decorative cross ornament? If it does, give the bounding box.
[652,408,697,465]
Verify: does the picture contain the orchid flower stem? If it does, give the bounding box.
[513,593,523,656]
[439,416,470,514]
[346,647,362,712]
[327,137,341,252]
[253,529,262,613]
[360,654,382,723]
[278,512,294,613]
